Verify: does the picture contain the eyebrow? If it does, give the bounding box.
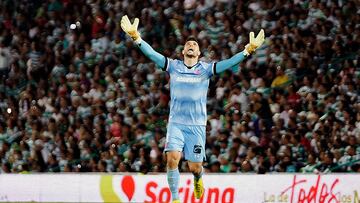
[186,41,198,45]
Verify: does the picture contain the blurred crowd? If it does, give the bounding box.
[0,0,359,174]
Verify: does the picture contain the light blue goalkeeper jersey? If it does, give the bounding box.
[164,58,214,125]
[137,39,247,126]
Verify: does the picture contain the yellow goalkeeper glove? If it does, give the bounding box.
[120,15,141,43]
[244,29,265,55]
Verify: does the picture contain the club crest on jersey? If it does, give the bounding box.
[193,145,202,154]
[194,69,201,75]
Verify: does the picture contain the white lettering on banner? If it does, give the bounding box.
[175,77,202,83]
[0,174,359,202]
[143,179,234,203]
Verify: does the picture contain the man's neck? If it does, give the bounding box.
[184,57,199,68]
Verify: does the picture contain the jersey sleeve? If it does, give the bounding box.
[162,58,178,73]
[138,40,166,69]
[162,57,170,72]
[200,61,216,78]
[214,51,247,74]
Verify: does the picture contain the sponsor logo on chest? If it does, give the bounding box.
[175,77,202,83]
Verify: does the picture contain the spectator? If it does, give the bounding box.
[0,0,358,174]
[271,66,290,88]
[0,40,11,78]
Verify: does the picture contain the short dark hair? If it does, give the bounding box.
[185,36,198,44]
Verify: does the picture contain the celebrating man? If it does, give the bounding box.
[121,15,264,203]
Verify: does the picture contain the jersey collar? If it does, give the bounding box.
[183,61,200,69]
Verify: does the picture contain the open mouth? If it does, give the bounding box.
[188,48,194,52]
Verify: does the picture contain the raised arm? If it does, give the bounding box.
[216,51,247,74]
[120,15,166,69]
[137,40,166,69]
[215,29,265,74]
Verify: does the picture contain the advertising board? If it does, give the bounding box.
[0,174,358,202]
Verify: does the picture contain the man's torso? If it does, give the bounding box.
[165,58,214,126]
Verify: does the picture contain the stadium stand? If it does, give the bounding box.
[0,0,359,174]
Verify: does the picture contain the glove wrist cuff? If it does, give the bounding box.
[243,48,250,56]
[134,37,142,44]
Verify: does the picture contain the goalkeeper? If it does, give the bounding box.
[121,15,264,203]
